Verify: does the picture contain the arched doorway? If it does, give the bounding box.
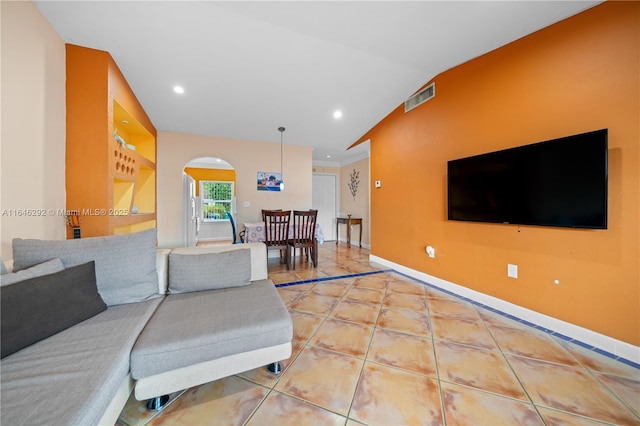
[183,157,236,246]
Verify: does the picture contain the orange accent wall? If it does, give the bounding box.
[66,45,109,236]
[360,2,639,345]
[184,168,237,196]
[66,44,157,237]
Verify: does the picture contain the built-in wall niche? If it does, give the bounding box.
[113,179,134,213]
[113,101,155,162]
[133,165,156,214]
[111,100,156,219]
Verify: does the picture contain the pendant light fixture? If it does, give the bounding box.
[278,126,285,191]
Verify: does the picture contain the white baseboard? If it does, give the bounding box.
[370,255,640,366]
[335,237,370,250]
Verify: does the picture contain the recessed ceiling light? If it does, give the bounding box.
[326,155,331,158]
[333,110,342,119]
[173,85,185,94]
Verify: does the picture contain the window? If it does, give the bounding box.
[201,181,233,222]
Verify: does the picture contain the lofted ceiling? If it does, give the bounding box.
[34,1,600,166]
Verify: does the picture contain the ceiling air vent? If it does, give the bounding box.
[404,82,435,113]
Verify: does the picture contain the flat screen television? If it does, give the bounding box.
[447,129,608,229]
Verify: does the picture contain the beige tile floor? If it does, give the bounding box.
[118,243,640,426]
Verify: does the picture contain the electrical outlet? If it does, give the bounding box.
[375,180,381,188]
[426,246,435,258]
[507,264,518,279]
[243,201,251,208]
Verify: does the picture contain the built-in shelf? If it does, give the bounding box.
[113,213,156,227]
[114,219,157,235]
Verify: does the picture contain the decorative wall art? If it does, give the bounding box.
[348,169,360,200]
[257,171,283,192]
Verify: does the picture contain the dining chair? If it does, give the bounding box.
[262,209,282,223]
[288,209,318,270]
[263,210,291,269]
[224,212,243,244]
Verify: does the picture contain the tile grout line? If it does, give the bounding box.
[237,376,273,426]
[475,305,547,423]
[343,275,389,425]
[285,276,365,423]
[423,289,449,425]
[310,272,371,425]
[580,365,640,422]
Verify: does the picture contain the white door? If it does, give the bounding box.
[312,174,337,241]
[184,173,199,246]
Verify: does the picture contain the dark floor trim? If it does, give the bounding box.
[276,269,640,370]
[274,269,392,289]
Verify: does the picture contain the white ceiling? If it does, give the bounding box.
[34,1,600,166]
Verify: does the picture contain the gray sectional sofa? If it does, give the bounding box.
[0,229,292,425]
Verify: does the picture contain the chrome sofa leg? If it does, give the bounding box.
[267,362,283,375]
[146,395,170,411]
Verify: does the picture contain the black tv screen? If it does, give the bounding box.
[447,129,608,229]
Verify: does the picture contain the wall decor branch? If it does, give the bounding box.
[348,169,360,200]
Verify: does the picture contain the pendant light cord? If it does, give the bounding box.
[278,127,285,183]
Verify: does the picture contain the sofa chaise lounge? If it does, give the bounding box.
[0,229,293,425]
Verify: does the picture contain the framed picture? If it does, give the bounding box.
[257,171,282,191]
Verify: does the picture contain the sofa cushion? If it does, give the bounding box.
[131,279,293,379]
[168,248,251,293]
[0,257,8,274]
[0,297,163,426]
[12,228,159,306]
[170,243,268,281]
[1,261,107,358]
[0,258,64,286]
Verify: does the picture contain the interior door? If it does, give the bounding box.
[312,174,337,241]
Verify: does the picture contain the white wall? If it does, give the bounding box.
[340,157,370,247]
[0,1,66,259]
[158,131,313,248]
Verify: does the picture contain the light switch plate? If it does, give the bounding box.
[507,264,518,279]
[375,180,381,188]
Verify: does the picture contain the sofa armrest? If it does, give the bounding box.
[156,249,171,294]
[168,243,267,281]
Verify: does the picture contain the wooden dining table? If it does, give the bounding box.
[242,222,324,266]
[242,222,324,244]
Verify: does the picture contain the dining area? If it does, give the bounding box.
[242,210,324,270]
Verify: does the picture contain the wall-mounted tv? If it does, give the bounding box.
[447,129,608,229]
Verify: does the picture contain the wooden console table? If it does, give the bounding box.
[336,217,362,247]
